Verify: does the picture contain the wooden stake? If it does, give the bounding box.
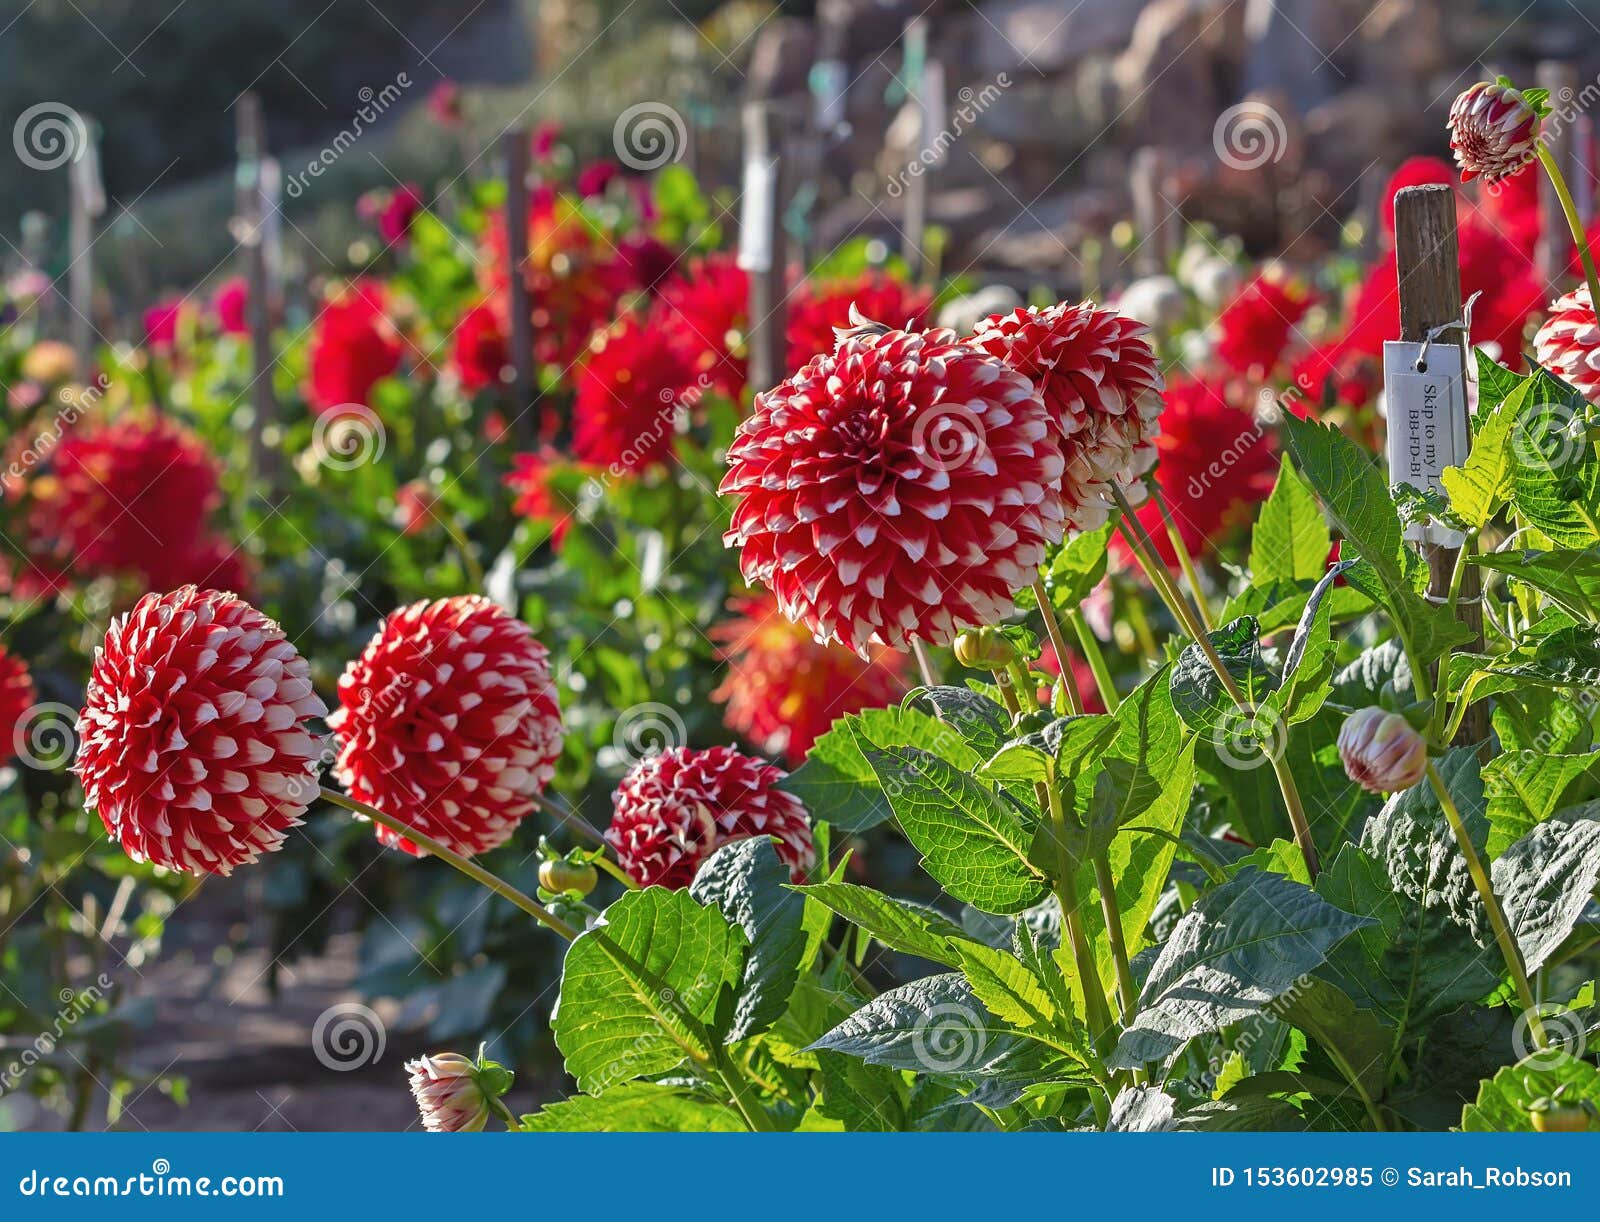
[1537,61,1580,286]
[740,101,790,396]
[1393,184,1487,747]
[503,129,537,444]
[67,117,104,365]
[900,16,930,272]
[235,94,281,498]
[1131,147,1176,275]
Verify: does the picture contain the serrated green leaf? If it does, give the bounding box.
[955,941,1058,1029]
[519,1083,746,1132]
[809,973,1004,1074]
[1441,377,1519,529]
[1041,518,1117,608]
[1461,1053,1600,1131]
[1471,548,1600,625]
[794,881,972,968]
[1508,365,1600,546]
[1250,455,1332,585]
[1482,748,1600,857]
[1170,616,1276,736]
[1490,804,1600,973]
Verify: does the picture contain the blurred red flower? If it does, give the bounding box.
[785,274,933,372]
[427,80,462,128]
[143,298,185,350]
[378,184,425,245]
[505,449,581,550]
[655,252,749,399]
[307,280,402,412]
[213,276,250,335]
[1213,273,1312,379]
[451,303,508,392]
[576,160,619,198]
[572,315,694,472]
[0,643,36,765]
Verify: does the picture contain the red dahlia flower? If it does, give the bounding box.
[573,315,694,472]
[1,644,37,766]
[605,745,813,888]
[785,275,933,373]
[1534,285,1600,400]
[329,596,564,858]
[377,184,425,246]
[711,593,907,764]
[451,303,508,392]
[307,281,401,412]
[213,276,250,335]
[143,299,185,350]
[1448,80,1541,185]
[505,449,581,550]
[75,587,327,875]
[967,302,1164,531]
[721,325,1065,655]
[655,253,749,399]
[1213,273,1312,379]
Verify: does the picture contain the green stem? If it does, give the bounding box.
[911,640,940,687]
[1092,850,1138,1024]
[1031,576,1084,715]
[528,789,607,849]
[489,1095,521,1131]
[1045,784,1114,1053]
[1429,543,1473,744]
[1424,761,1545,1047]
[1537,142,1600,310]
[320,787,578,941]
[712,1045,776,1132]
[437,512,486,590]
[1147,479,1215,631]
[991,668,1024,717]
[1069,608,1120,712]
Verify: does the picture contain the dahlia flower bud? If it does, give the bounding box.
[953,626,1017,670]
[606,745,814,888]
[329,596,563,858]
[405,1052,494,1133]
[1534,285,1600,401]
[967,302,1164,532]
[721,325,1065,656]
[1337,707,1427,794]
[75,587,328,875]
[1448,80,1541,185]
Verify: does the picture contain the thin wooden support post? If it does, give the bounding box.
[503,129,537,445]
[236,94,282,498]
[740,101,790,396]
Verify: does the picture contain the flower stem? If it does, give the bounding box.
[1424,761,1545,1046]
[1069,608,1120,712]
[1147,479,1215,631]
[436,512,486,590]
[712,1045,776,1132]
[991,668,1023,717]
[1045,783,1114,1053]
[1537,142,1600,310]
[1092,850,1138,1024]
[911,640,940,687]
[1031,577,1084,715]
[319,787,578,940]
[528,789,606,848]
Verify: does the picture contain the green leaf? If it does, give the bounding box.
[1471,548,1600,625]
[1170,616,1276,736]
[1461,1053,1600,1132]
[1107,1086,1178,1131]
[690,838,807,1040]
[1482,748,1600,857]
[955,941,1059,1029]
[1441,378,1519,529]
[795,881,972,968]
[1040,519,1117,608]
[1508,365,1600,547]
[1270,977,1393,1100]
[1490,622,1600,688]
[865,745,1046,914]
[554,888,746,1094]
[1250,455,1333,585]
[1266,561,1349,727]
[1490,804,1600,973]
[911,687,1011,760]
[1474,347,1526,411]
[809,973,1005,1075]
[1110,867,1372,1068]
[519,1083,746,1132]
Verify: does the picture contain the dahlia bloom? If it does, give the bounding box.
[605,745,814,888]
[1448,80,1541,185]
[711,593,907,764]
[1337,708,1426,794]
[329,596,564,858]
[505,449,581,550]
[785,275,933,373]
[1,644,37,766]
[721,325,1065,655]
[307,281,401,412]
[396,480,440,536]
[655,253,749,399]
[576,160,620,198]
[572,315,694,472]
[377,184,425,246]
[1213,273,1312,379]
[213,276,250,335]
[616,234,677,297]
[405,1052,491,1133]
[75,587,327,875]
[143,299,185,350]
[967,302,1163,531]
[451,303,508,392]
[1534,285,1600,401]
[427,80,463,128]
[31,416,224,590]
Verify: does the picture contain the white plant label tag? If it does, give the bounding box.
[738,156,776,273]
[1383,339,1469,547]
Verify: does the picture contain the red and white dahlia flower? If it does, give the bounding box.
[329,596,563,858]
[721,325,1065,655]
[605,745,813,889]
[405,1052,491,1133]
[1534,285,1600,401]
[967,302,1164,531]
[75,587,327,875]
[1448,80,1541,186]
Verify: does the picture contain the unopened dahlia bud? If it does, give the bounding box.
[1337,707,1427,794]
[75,587,328,875]
[405,1052,492,1133]
[953,627,1017,670]
[1448,80,1541,185]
